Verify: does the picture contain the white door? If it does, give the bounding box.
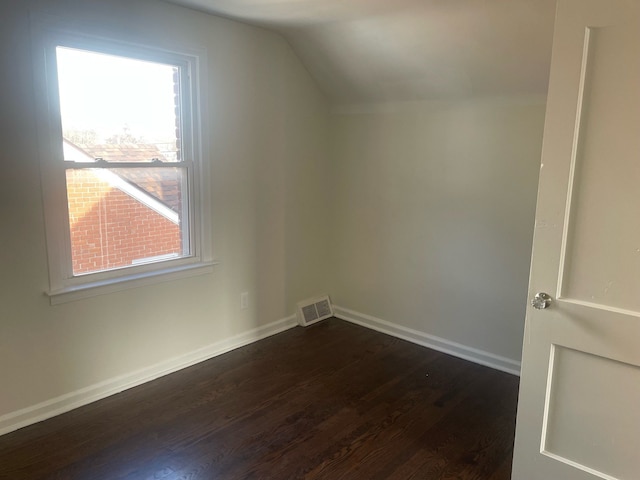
[512,0,640,479]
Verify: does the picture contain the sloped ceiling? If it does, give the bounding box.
[166,0,557,105]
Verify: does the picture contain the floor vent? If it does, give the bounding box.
[297,295,333,327]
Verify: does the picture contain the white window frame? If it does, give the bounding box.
[32,23,214,305]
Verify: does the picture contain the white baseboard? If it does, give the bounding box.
[333,306,521,376]
[0,315,298,437]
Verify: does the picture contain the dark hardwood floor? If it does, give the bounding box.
[0,319,519,479]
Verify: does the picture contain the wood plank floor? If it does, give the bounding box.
[0,319,519,479]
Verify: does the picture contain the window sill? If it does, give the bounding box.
[47,261,218,305]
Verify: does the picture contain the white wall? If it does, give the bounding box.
[329,99,546,363]
[0,0,330,428]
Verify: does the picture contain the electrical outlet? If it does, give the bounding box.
[240,292,249,310]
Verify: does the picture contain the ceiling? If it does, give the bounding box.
[166,0,557,105]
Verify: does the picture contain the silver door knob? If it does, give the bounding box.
[531,292,552,310]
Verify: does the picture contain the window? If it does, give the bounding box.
[35,31,212,303]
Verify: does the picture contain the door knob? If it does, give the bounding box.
[531,292,553,310]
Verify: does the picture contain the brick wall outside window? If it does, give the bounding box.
[66,169,181,275]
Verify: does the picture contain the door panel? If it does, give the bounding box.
[512,1,640,479]
[561,24,640,312]
[543,346,640,480]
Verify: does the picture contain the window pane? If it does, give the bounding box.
[66,167,188,275]
[56,47,182,162]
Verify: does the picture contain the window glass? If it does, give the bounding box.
[56,47,182,162]
[65,167,187,275]
[56,47,190,276]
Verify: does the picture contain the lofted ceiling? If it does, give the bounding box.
[166,0,557,105]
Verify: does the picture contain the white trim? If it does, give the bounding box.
[131,252,180,265]
[557,27,593,299]
[47,261,219,305]
[540,343,558,452]
[333,305,521,376]
[558,297,640,319]
[0,315,298,437]
[541,451,619,480]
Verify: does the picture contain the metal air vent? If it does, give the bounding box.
[297,295,333,327]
